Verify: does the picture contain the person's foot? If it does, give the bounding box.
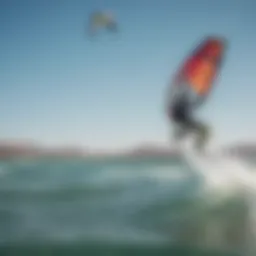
[193,124,210,153]
[173,126,188,141]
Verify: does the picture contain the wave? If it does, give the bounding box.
[1,157,255,255]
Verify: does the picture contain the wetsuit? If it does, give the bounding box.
[169,94,195,129]
[168,93,209,150]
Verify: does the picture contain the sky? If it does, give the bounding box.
[1,0,256,149]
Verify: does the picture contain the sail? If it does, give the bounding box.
[173,37,227,106]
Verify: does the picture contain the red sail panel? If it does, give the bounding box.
[180,37,226,96]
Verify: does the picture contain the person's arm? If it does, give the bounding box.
[191,91,209,110]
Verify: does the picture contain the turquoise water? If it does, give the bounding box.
[0,156,254,256]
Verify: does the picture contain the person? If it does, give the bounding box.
[167,90,210,152]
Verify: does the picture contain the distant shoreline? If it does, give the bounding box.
[0,140,255,161]
[0,141,179,161]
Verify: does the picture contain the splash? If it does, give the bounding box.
[181,142,256,254]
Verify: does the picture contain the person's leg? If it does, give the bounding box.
[173,124,188,141]
[191,121,210,152]
[170,100,192,144]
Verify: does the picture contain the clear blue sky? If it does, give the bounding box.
[1,0,256,149]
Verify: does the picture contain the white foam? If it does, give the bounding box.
[181,142,256,197]
[181,142,256,254]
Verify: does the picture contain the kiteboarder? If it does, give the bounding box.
[166,36,226,152]
[167,89,209,152]
[88,10,118,37]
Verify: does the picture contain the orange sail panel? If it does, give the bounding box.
[181,38,225,96]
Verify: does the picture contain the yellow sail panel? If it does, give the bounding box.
[187,59,217,95]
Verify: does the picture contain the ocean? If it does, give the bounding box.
[0,155,255,256]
